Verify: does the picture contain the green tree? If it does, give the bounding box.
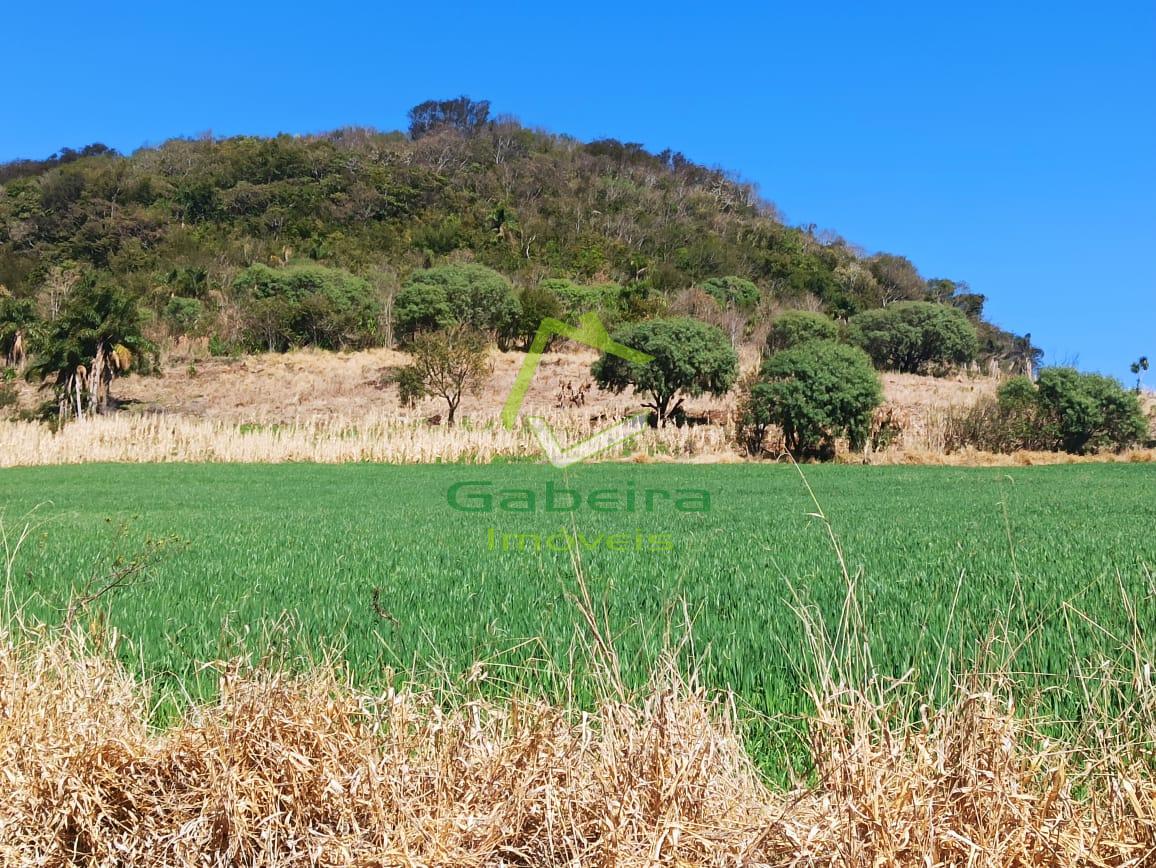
[393,326,491,425]
[28,280,155,421]
[847,301,978,374]
[591,317,738,426]
[504,284,562,351]
[163,296,204,335]
[867,253,927,304]
[765,310,838,355]
[749,341,881,459]
[393,264,518,341]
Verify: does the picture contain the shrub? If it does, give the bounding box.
[591,317,738,426]
[765,311,838,355]
[942,369,1146,454]
[0,373,17,411]
[941,396,1055,454]
[394,264,518,340]
[1035,368,1147,453]
[745,341,882,460]
[699,276,760,309]
[163,296,204,335]
[235,263,381,351]
[541,279,625,325]
[847,301,977,374]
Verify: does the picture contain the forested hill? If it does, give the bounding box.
[0,97,1035,364]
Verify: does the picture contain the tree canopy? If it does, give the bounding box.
[765,310,838,354]
[847,301,978,374]
[750,341,882,459]
[591,317,738,426]
[393,264,518,341]
[27,279,155,420]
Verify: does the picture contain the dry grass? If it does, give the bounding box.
[1,407,1150,468]
[1,347,1149,467]
[3,619,1156,865]
[2,347,993,426]
[860,446,1156,466]
[0,411,735,467]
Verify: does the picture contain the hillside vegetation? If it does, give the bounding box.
[0,97,1037,369]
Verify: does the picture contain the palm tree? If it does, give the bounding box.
[1131,356,1149,393]
[28,280,155,421]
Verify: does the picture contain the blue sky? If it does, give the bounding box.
[3,1,1152,381]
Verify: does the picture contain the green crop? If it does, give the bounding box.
[1,462,1152,778]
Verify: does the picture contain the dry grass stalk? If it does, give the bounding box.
[2,411,1152,468]
[0,411,734,467]
[1,625,1155,865]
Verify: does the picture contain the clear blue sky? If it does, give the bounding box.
[3,1,1153,381]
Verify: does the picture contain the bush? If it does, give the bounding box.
[1035,368,1147,453]
[700,276,760,309]
[235,263,381,351]
[942,369,1146,454]
[847,301,977,374]
[163,296,204,335]
[941,395,1054,454]
[0,373,17,411]
[394,264,518,340]
[765,311,838,354]
[744,341,882,460]
[540,279,625,325]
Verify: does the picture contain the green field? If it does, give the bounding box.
[1,462,1153,762]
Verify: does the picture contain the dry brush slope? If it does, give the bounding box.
[46,345,1001,425]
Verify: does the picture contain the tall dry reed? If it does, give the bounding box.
[0,412,734,467]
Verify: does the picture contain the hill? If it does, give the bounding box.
[0,96,1037,373]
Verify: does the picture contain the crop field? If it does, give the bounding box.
[1,462,1154,767]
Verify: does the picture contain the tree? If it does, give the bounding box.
[749,341,881,460]
[393,264,518,341]
[1131,356,1149,393]
[393,326,490,425]
[163,296,204,335]
[591,317,738,426]
[28,280,155,421]
[408,97,491,140]
[699,276,760,346]
[765,310,838,355]
[0,296,37,369]
[927,277,986,320]
[867,253,927,304]
[847,301,978,374]
[504,284,562,351]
